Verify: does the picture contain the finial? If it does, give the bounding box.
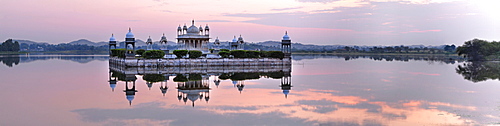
[129,27,131,32]
[149,36,151,38]
[111,33,114,37]
[285,31,288,35]
[163,33,165,36]
[192,19,194,25]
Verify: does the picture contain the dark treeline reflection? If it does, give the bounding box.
[292,54,466,64]
[109,64,292,107]
[456,61,500,82]
[0,55,20,67]
[0,55,108,67]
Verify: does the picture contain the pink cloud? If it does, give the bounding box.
[401,29,442,33]
[403,72,440,76]
[381,79,392,82]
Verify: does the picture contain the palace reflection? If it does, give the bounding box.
[108,64,292,107]
[0,54,108,67]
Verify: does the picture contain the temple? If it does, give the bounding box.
[177,20,210,52]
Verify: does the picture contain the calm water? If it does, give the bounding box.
[1,54,499,125]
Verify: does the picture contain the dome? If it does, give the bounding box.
[187,25,199,34]
[126,95,135,105]
[177,25,182,31]
[109,83,116,91]
[238,35,244,41]
[109,34,116,42]
[187,93,199,102]
[126,28,134,38]
[282,31,290,40]
[205,25,209,30]
[146,36,152,43]
[214,37,220,44]
[282,90,290,95]
[199,25,203,31]
[160,33,167,43]
[232,36,237,42]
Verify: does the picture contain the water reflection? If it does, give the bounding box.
[3,55,500,125]
[109,64,292,107]
[456,61,500,82]
[293,54,465,64]
[0,54,108,67]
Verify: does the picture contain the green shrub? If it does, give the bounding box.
[136,49,146,56]
[218,73,230,80]
[188,74,202,81]
[173,50,188,58]
[230,50,247,58]
[230,72,260,80]
[111,49,126,58]
[209,49,214,53]
[246,50,260,58]
[268,51,284,59]
[142,74,165,82]
[173,74,188,82]
[260,51,269,58]
[218,51,230,58]
[188,50,202,58]
[143,50,165,59]
[220,49,230,52]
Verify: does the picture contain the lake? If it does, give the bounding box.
[0,54,499,125]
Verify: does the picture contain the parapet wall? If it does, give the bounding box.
[109,57,292,67]
[109,64,291,75]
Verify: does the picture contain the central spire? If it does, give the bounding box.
[191,19,195,26]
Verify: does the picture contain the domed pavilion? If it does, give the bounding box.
[177,20,210,52]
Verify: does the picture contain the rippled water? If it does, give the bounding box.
[0,54,499,125]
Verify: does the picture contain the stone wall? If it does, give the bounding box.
[109,64,291,75]
[109,57,292,67]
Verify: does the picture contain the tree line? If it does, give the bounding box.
[1,39,20,52]
[456,39,500,61]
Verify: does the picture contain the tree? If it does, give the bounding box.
[1,39,19,52]
[456,39,489,61]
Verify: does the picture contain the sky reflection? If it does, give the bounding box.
[0,55,499,125]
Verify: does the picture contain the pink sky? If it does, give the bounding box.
[0,0,499,45]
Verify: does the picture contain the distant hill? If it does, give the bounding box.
[11,38,452,52]
[69,39,107,46]
[14,39,49,45]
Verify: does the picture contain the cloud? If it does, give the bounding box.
[271,7,304,11]
[72,101,312,126]
[195,20,233,23]
[402,71,441,76]
[402,29,442,33]
[296,0,342,3]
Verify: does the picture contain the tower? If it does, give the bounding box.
[146,36,153,50]
[281,31,291,58]
[204,24,210,36]
[108,34,117,56]
[125,28,136,58]
[159,33,168,53]
[230,36,238,50]
[237,35,244,50]
[123,73,137,106]
[280,74,292,98]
